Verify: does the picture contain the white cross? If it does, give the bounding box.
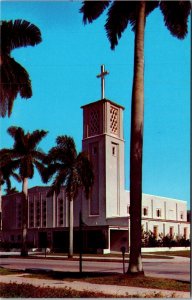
[96,65,109,99]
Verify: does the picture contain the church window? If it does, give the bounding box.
[169,226,174,237]
[156,209,161,217]
[184,227,187,238]
[143,207,148,216]
[42,197,47,228]
[58,197,64,226]
[110,106,118,134]
[16,202,22,229]
[180,212,183,220]
[112,146,116,156]
[153,226,158,237]
[93,146,97,155]
[90,108,99,135]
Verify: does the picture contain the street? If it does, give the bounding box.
[0,256,190,282]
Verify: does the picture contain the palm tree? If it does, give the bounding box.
[44,135,94,258]
[0,149,21,230]
[0,20,42,117]
[5,126,48,256]
[80,0,191,275]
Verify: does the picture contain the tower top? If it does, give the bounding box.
[96,64,109,99]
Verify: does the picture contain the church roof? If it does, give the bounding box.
[81,98,125,110]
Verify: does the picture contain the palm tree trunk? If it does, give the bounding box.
[127,1,146,275]
[0,184,2,231]
[68,198,73,258]
[21,177,28,257]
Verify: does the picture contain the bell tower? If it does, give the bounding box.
[81,66,125,224]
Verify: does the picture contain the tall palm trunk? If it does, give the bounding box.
[21,177,28,257]
[0,184,2,231]
[127,1,146,275]
[68,197,73,258]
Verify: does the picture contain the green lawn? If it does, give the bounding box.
[0,267,21,275]
[33,249,190,259]
[1,266,189,292]
[22,271,190,292]
[149,250,190,257]
[82,274,190,292]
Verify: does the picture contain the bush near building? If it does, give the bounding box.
[141,230,190,248]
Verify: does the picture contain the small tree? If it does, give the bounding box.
[44,135,94,258]
[0,149,21,230]
[4,126,48,256]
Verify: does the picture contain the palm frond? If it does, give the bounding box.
[31,149,47,161]
[1,19,42,54]
[55,135,77,164]
[0,148,21,188]
[0,56,32,117]
[80,0,110,24]
[33,160,47,178]
[76,152,94,199]
[4,176,11,190]
[145,0,159,16]
[160,0,191,39]
[7,126,26,151]
[19,156,34,179]
[105,1,138,50]
[42,161,63,183]
[28,130,48,150]
[11,171,21,183]
[47,169,68,197]
[7,126,24,139]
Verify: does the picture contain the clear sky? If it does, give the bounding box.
[1,1,190,208]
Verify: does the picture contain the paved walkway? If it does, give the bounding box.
[0,273,190,298]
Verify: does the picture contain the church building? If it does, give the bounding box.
[1,66,190,252]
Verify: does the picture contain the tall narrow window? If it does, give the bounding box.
[156,209,161,217]
[143,207,148,216]
[153,226,158,237]
[169,227,174,237]
[112,146,116,156]
[184,227,187,239]
[42,199,47,228]
[58,197,64,226]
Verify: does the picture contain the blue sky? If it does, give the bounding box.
[1,1,190,208]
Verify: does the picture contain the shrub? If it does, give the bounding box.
[141,230,190,248]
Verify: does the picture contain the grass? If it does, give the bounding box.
[149,250,190,258]
[0,267,21,275]
[0,282,177,298]
[33,249,190,259]
[82,274,190,292]
[34,252,174,260]
[22,270,190,292]
[0,265,189,292]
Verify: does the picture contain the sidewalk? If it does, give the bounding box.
[0,273,190,298]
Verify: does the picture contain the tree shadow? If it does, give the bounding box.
[24,268,118,279]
